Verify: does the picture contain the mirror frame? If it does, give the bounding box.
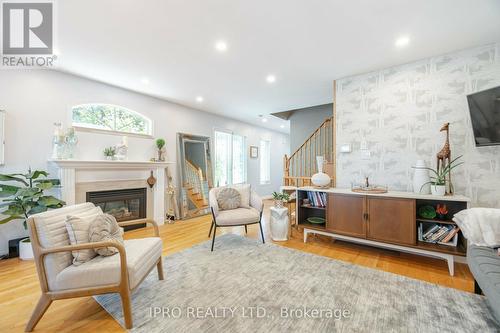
[176,133,213,219]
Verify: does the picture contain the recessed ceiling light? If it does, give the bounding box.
[141,78,150,85]
[266,74,276,83]
[261,118,268,123]
[280,124,285,129]
[196,96,204,103]
[215,40,228,52]
[395,36,410,48]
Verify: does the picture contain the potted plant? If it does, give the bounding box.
[272,191,290,209]
[156,138,166,161]
[413,155,463,196]
[103,146,117,160]
[0,169,65,260]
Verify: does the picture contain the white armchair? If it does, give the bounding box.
[208,186,264,251]
[25,203,164,331]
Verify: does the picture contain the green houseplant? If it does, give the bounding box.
[0,169,65,259]
[156,138,166,161]
[272,191,290,209]
[103,146,117,160]
[413,155,464,195]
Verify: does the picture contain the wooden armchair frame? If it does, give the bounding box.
[26,218,164,332]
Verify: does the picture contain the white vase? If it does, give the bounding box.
[19,238,34,260]
[311,156,331,187]
[431,185,446,196]
[413,160,431,194]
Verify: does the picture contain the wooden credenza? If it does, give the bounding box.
[297,188,470,276]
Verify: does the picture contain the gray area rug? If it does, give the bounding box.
[95,234,499,332]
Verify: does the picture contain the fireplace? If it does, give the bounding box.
[86,188,147,231]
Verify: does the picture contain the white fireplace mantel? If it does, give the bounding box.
[48,159,174,225]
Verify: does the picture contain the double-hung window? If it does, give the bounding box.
[214,130,247,186]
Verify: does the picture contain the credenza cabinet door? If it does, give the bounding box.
[327,193,366,238]
[367,197,416,245]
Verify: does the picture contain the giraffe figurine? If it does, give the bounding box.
[436,122,452,194]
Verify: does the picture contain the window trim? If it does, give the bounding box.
[71,103,154,138]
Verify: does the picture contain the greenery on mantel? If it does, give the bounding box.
[0,169,65,229]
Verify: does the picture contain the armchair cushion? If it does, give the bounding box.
[89,214,124,256]
[215,207,260,226]
[250,190,263,212]
[217,187,241,210]
[55,237,162,291]
[65,214,100,265]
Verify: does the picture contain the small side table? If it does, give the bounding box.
[270,206,289,241]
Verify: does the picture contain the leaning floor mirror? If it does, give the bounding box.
[177,133,213,219]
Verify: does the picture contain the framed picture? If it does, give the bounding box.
[250,146,258,158]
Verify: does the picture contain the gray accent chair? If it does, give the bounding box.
[468,244,500,323]
[208,187,265,251]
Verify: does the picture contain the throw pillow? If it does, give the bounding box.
[217,187,241,210]
[453,208,500,247]
[65,214,98,265]
[230,184,251,208]
[88,213,124,256]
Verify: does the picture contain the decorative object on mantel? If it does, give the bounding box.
[147,171,157,188]
[436,123,453,194]
[311,156,331,187]
[103,146,117,160]
[249,146,258,158]
[351,176,388,194]
[413,155,463,196]
[52,123,79,159]
[115,136,128,160]
[0,168,64,259]
[155,138,166,162]
[272,191,290,209]
[412,160,431,194]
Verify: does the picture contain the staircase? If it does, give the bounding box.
[183,160,209,209]
[283,116,335,187]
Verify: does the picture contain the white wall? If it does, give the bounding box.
[0,70,289,255]
[336,43,500,208]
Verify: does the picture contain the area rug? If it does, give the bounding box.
[95,234,499,332]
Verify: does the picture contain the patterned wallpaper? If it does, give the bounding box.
[336,43,500,208]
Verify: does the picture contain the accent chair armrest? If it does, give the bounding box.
[39,241,129,288]
[118,218,160,237]
[250,190,263,212]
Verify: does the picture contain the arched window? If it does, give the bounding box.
[71,104,152,136]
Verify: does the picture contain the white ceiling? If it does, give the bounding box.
[55,0,500,133]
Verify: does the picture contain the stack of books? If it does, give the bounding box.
[305,191,327,208]
[419,223,460,246]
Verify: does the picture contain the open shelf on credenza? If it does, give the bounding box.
[300,205,326,210]
[416,218,456,225]
[297,190,327,231]
[415,241,466,256]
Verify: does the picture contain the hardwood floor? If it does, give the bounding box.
[0,201,474,332]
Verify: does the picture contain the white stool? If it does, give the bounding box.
[270,207,289,241]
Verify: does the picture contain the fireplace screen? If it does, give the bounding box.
[86,188,147,230]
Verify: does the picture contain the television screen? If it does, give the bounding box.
[467,86,500,146]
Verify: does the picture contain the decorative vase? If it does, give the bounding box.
[413,160,431,194]
[147,171,157,188]
[19,238,34,260]
[430,184,446,196]
[311,156,331,187]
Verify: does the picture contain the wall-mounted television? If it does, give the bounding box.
[467,86,500,147]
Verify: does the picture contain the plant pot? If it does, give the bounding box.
[274,200,284,209]
[430,185,446,196]
[19,238,34,260]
